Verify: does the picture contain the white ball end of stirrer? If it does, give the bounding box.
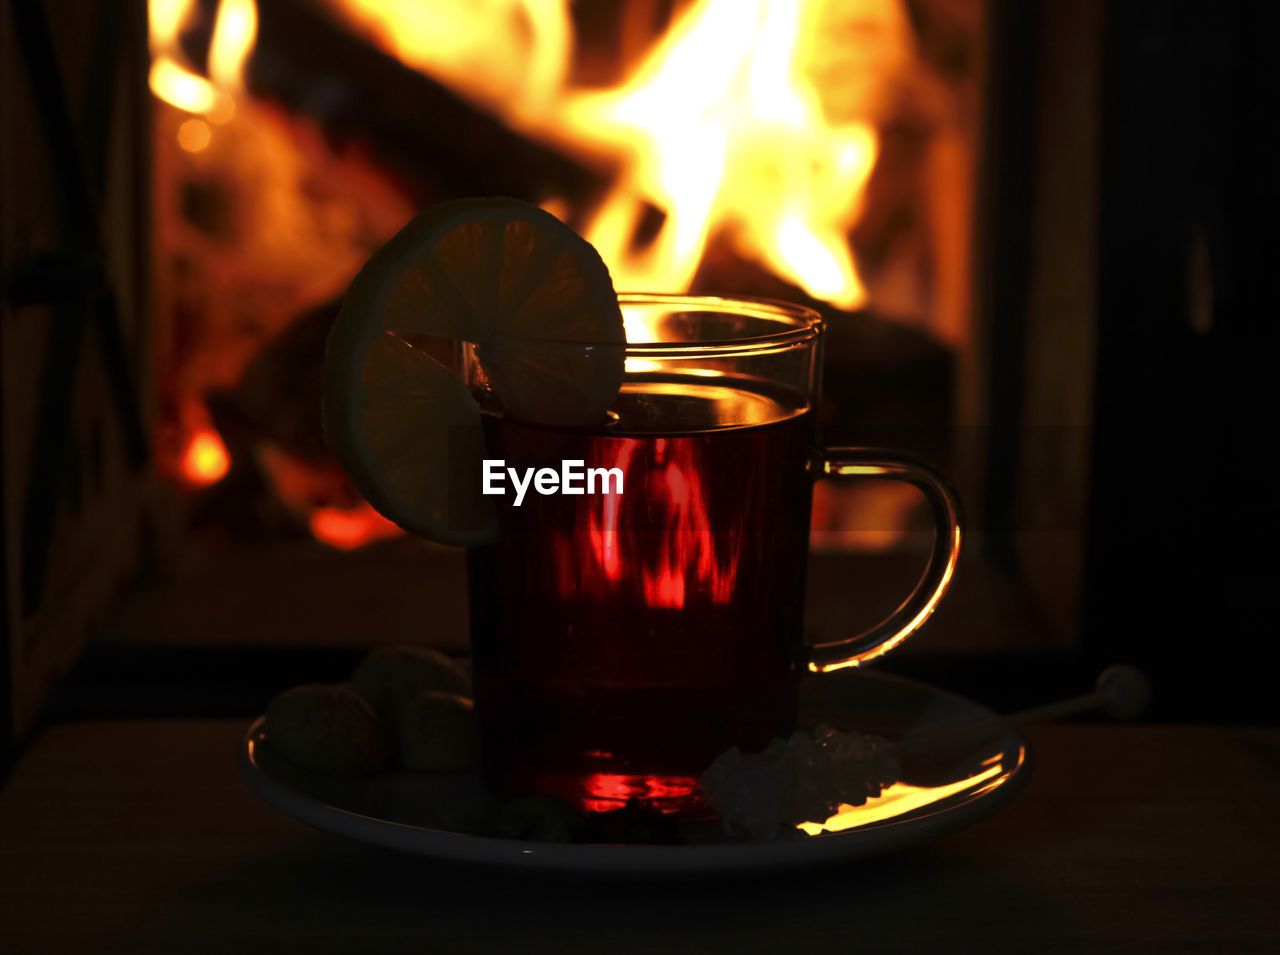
[1096,665,1152,721]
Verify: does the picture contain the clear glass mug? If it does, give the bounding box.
[465,294,961,814]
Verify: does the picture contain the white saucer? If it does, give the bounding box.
[237,670,1030,876]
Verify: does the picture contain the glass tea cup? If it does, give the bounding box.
[464,294,960,815]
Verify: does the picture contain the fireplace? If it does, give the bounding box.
[3,0,1275,754]
[141,0,990,641]
[141,0,980,551]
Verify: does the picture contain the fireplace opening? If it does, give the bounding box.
[147,0,979,556]
[111,0,1011,665]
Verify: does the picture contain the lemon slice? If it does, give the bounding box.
[323,198,625,545]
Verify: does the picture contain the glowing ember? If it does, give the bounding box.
[148,59,220,116]
[208,0,257,92]
[182,428,231,485]
[309,503,402,551]
[176,118,212,152]
[257,444,405,549]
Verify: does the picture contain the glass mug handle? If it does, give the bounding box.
[806,447,963,673]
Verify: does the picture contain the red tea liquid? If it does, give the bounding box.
[468,376,814,814]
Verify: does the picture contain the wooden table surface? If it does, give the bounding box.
[1,720,1276,954]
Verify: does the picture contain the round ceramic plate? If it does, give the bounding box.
[237,670,1030,876]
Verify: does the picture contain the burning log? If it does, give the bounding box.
[206,299,334,464]
[199,299,404,549]
[245,0,615,207]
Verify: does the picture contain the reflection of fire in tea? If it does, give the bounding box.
[469,377,814,813]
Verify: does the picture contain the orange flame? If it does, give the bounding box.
[326,0,879,309]
[323,0,570,126]
[310,503,402,551]
[181,428,231,485]
[148,0,239,122]
[567,0,875,308]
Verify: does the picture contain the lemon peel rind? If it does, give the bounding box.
[322,198,624,546]
[322,330,494,547]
